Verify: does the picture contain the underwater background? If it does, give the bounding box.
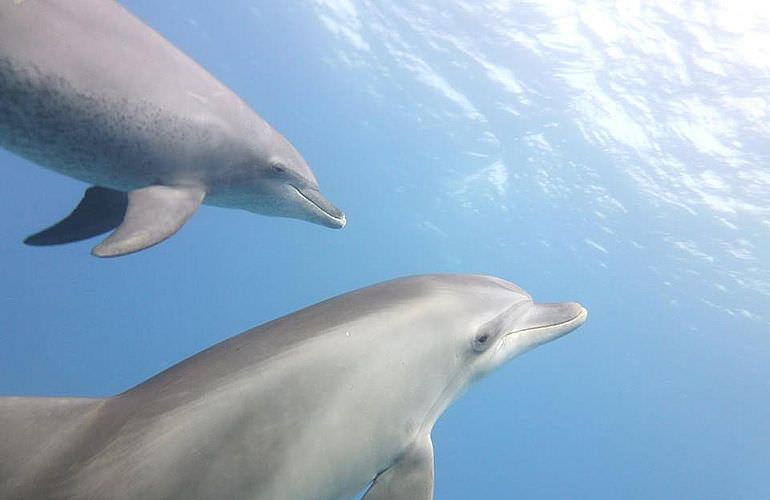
[1,0,768,498]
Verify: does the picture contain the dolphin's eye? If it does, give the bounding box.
[473,332,493,352]
[271,163,287,175]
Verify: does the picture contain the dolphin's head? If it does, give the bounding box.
[256,139,347,229]
[462,282,587,381]
[384,275,587,426]
[211,128,346,229]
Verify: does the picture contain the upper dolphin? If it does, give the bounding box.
[0,0,345,257]
[0,274,587,499]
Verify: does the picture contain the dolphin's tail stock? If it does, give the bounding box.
[0,397,104,493]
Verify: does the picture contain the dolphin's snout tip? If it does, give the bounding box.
[515,301,588,345]
[559,302,588,332]
[578,304,588,323]
[570,303,588,325]
[318,212,346,229]
[331,213,347,229]
[293,186,347,229]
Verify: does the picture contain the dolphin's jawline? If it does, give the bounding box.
[506,307,588,337]
[291,184,346,224]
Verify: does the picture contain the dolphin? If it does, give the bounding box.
[0,0,345,257]
[0,274,586,499]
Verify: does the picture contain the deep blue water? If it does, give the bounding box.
[1,1,769,498]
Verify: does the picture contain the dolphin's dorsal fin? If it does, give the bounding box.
[92,184,205,257]
[24,186,128,246]
[363,434,434,500]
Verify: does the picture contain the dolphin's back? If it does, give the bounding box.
[121,274,517,406]
[0,275,524,499]
[0,0,250,191]
[0,397,103,492]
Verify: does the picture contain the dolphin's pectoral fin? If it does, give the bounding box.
[24,186,129,246]
[363,434,434,500]
[91,184,205,257]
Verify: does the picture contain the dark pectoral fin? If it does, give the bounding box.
[363,434,434,500]
[91,184,205,258]
[24,186,128,246]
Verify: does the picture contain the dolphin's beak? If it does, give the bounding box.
[292,186,347,229]
[511,302,587,347]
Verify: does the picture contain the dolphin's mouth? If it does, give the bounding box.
[291,185,347,229]
[505,302,588,341]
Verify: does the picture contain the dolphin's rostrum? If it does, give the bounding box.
[0,0,345,257]
[0,274,587,499]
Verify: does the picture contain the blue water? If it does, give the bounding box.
[1,1,769,498]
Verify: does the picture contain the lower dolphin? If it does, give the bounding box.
[0,274,587,499]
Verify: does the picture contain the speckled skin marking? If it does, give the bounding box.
[0,56,202,191]
[0,0,345,238]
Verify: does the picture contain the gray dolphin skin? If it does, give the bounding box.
[0,274,586,500]
[0,0,345,257]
